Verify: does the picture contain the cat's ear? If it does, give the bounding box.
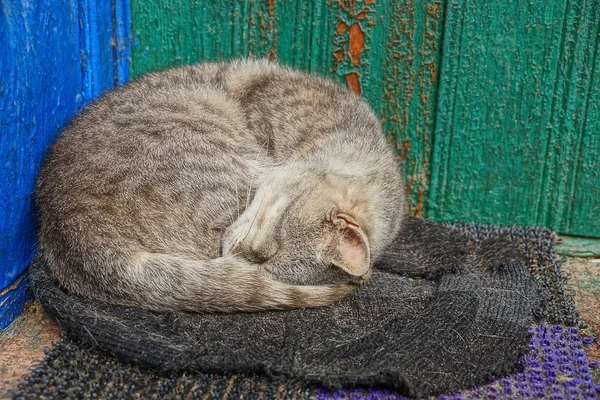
[330,213,370,276]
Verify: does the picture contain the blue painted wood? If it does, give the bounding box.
[114,0,132,85]
[79,0,116,101]
[0,0,131,330]
[0,271,31,330]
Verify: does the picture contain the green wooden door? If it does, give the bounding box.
[129,0,600,238]
[429,0,600,238]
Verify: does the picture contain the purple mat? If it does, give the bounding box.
[316,324,599,399]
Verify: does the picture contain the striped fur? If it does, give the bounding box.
[35,59,405,312]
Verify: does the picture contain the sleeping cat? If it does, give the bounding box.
[36,59,406,313]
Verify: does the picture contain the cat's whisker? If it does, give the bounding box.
[262,138,270,163]
[245,180,252,210]
[235,181,240,219]
[245,164,257,211]
[241,189,267,243]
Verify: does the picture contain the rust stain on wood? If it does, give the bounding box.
[345,72,361,94]
[348,23,365,66]
[378,0,444,217]
[339,0,357,15]
[414,189,426,217]
[333,48,345,70]
[356,8,370,20]
[332,0,375,99]
[336,20,347,36]
[398,139,412,160]
[267,0,277,59]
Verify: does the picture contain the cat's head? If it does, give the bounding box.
[221,167,374,285]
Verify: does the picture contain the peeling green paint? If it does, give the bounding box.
[378,0,444,216]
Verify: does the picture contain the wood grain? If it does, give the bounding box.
[428,0,600,236]
[0,0,128,328]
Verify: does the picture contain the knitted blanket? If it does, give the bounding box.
[17,217,583,398]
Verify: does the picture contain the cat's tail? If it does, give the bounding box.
[107,253,355,313]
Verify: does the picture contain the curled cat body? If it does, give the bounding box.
[36,59,406,313]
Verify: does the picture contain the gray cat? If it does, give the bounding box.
[35,59,406,313]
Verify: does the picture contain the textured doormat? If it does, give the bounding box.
[317,324,599,399]
[14,218,598,399]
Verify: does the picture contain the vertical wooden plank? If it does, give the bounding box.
[377,0,444,216]
[0,0,128,329]
[130,0,194,76]
[1,0,82,296]
[130,0,340,78]
[247,0,276,59]
[567,11,600,236]
[130,0,252,78]
[549,0,600,236]
[0,276,29,330]
[428,0,600,237]
[330,0,375,96]
[79,0,115,101]
[295,0,445,213]
[429,0,551,226]
[274,1,336,74]
[114,0,132,85]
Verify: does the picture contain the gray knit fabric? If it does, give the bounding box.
[20,217,565,398]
